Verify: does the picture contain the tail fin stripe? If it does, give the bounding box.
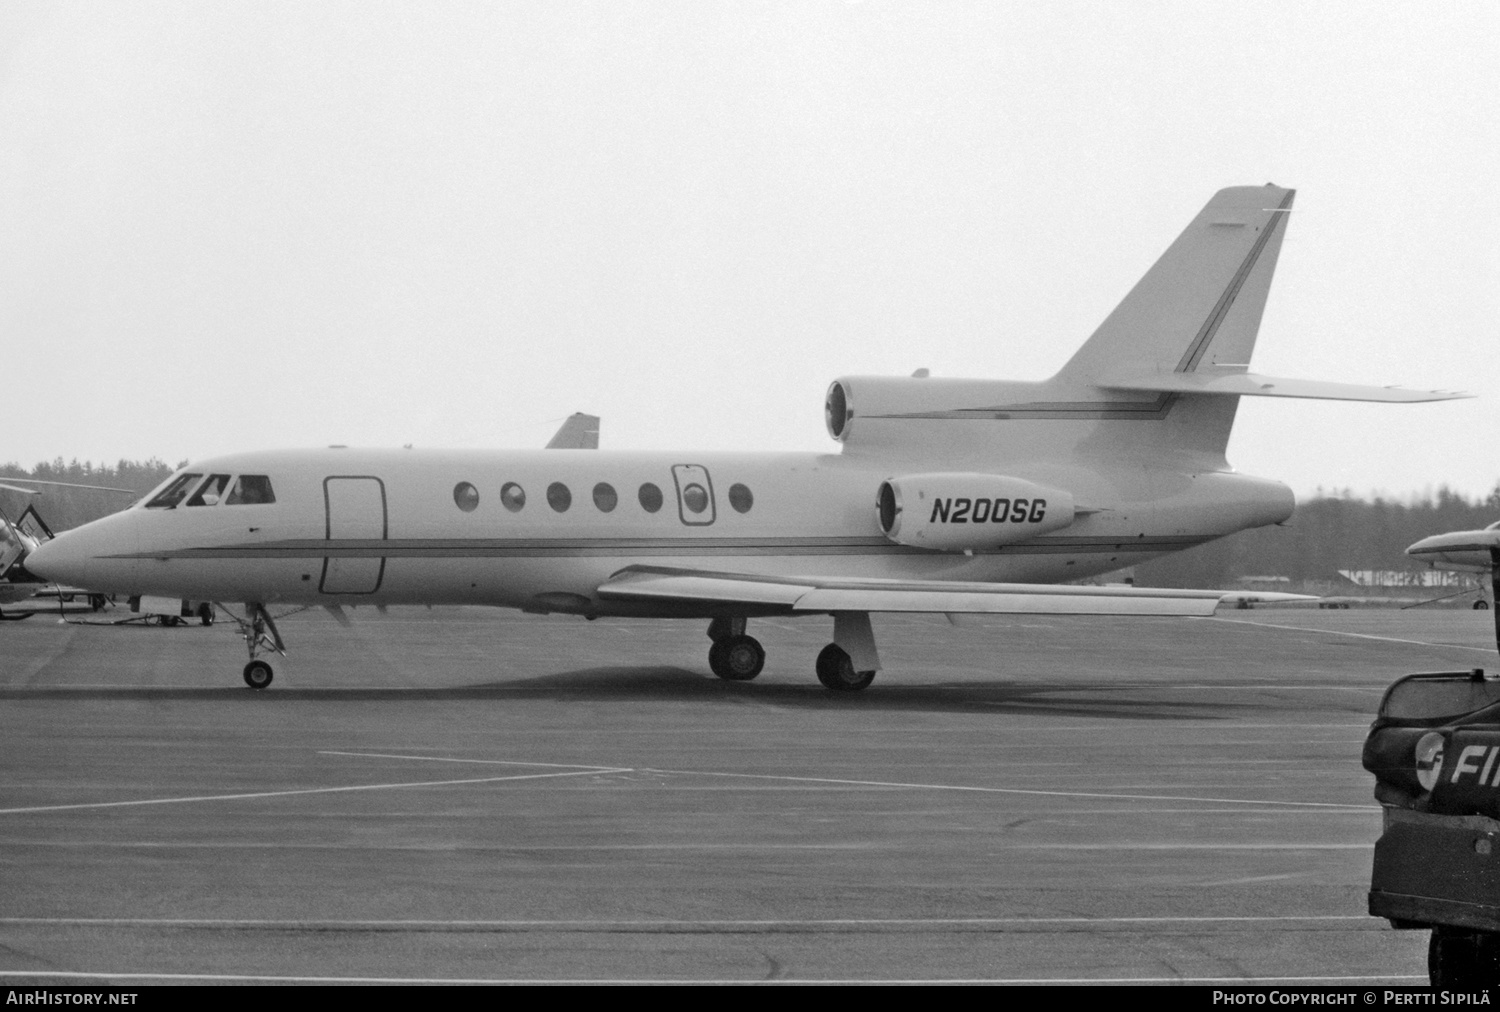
[1174,189,1295,374]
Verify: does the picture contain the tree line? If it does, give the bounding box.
[1136,486,1500,589]
[0,458,180,533]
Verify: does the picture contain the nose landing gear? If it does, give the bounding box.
[243,659,274,689]
[221,603,288,690]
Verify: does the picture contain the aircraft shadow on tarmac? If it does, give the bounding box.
[0,665,1257,720]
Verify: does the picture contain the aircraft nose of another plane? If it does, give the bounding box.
[1407,530,1500,571]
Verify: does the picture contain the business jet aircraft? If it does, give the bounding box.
[27,185,1463,691]
[1408,526,1500,652]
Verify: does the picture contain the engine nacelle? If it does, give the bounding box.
[825,376,1030,443]
[876,473,1075,551]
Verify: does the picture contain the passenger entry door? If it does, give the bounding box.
[320,476,386,594]
[671,464,716,526]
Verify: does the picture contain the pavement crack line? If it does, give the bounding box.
[1204,616,1494,653]
[633,767,1380,811]
[324,751,1377,811]
[0,767,630,816]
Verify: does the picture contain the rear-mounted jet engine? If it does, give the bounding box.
[876,473,1075,552]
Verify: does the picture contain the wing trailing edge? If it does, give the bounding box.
[596,566,1312,617]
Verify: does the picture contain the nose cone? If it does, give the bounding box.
[25,532,87,585]
[1407,529,1500,573]
[24,513,141,592]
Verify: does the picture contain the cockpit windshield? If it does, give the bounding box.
[226,475,276,505]
[186,474,231,507]
[143,472,276,509]
[144,473,202,509]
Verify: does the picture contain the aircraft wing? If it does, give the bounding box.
[545,413,600,449]
[1098,371,1467,403]
[594,566,1304,616]
[1408,529,1500,572]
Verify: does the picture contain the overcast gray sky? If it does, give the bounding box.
[2,1,1495,499]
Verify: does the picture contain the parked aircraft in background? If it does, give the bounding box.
[28,185,1464,690]
[0,478,135,618]
[1409,526,1500,650]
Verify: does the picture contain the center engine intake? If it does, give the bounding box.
[876,473,1075,551]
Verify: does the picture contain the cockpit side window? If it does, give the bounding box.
[225,475,276,505]
[186,474,231,507]
[144,473,203,510]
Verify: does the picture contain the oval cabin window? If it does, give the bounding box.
[728,483,753,513]
[547,482,572,512]
[638,483,663,513]
[501,482,526,512]
[453,482,480,512]
[593,482,618,512]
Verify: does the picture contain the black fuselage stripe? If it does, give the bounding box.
[110,535,1213,561]
[1176,190,1294,373]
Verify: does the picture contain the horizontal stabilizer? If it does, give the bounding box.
[1099,371,1468,403]
[598,566,1252,617]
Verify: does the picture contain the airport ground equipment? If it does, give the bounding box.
[1365,669,1500,986]
[126,594,214,627]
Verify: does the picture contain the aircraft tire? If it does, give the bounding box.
[89,595,106,611]
[197,603,215,626]
[1476,600,1491,611]
[0,607,31,622]
[1429,927,1500,987]
[815,644,875,691]
[709,635,765,681]
[243,660,274,690]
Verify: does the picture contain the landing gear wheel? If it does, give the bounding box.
[0,607,30,622]
[197,603,215,626]
[709,635,765,681]
[243,660,274,690]
[1476,599,1490,611]
[89,594,106,612]
[1430,926,1500,987]
[815,643,875,691]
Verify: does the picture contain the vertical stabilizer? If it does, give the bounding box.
[545,413,600,449]
[1058,185,1295,385]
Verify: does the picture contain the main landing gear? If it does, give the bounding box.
[705,612,881,691]
[706,617,765,681]
[815,644,875,691]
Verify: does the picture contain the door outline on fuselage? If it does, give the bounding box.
[671,464,716,527]
[320,475,387,595]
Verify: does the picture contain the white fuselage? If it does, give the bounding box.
[33,446,1294,616]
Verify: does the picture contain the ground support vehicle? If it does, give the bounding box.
[1366,669,1500,986]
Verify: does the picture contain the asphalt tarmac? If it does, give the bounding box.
[2,603,1495,984]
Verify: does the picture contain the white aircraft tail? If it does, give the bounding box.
[1056,184,1294,386]
[827,184,1462,466]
